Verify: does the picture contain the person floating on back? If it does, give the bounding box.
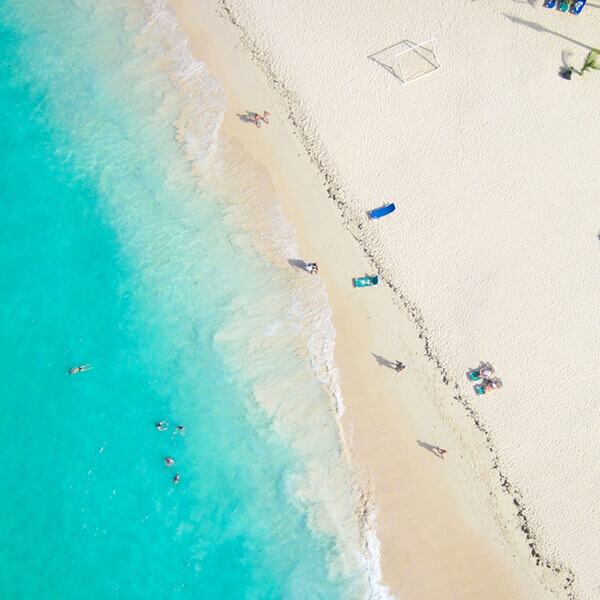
[68,364,93,375]
[164,457,175,467]
[156,421,169,431]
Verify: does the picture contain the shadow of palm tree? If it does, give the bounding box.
[503,13,595,50]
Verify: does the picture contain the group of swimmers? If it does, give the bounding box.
[156,421,184,484]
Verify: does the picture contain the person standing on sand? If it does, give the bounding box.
[262,111,270,124]
[395,361,405,372]
[254,113,262,128]
[436,447,447,459]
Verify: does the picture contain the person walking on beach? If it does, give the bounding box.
[395,361,405,372]
[254,113,262,128]
[436,447,447,459]
[306,262,318,275]
[262,111,270,124]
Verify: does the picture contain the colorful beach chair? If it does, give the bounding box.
[544,0,556,6]
[353,275,379,288]
[475,378,503,395]
[468,363,495,382]
[572,0,586,13]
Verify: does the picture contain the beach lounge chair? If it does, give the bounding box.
[354,275,379,288]
[468,363,495,382]
[559,0,569,11]
[572,0,586,13]
[369,203,396,219]
[475,378,503,395]
[544,0,556,6]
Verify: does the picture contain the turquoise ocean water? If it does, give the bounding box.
[0,1,384,599]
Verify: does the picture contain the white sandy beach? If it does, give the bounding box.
[161,0,600,598]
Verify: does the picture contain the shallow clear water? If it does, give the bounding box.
[0,1,373,598]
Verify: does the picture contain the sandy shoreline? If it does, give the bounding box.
[161,0,599,598]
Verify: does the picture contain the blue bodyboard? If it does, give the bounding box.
[369,203,396,219]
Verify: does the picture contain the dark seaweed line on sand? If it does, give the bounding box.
[216,2,574,596]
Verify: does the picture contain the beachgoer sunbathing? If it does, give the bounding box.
[68,364,92,375]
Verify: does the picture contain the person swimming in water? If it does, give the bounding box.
[173,474,180,484]
[164,457,174,467]
[175,425,185,434]
[68,364,93,375]
[156,421,169,431]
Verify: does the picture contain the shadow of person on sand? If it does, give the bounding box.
[288,258,307,271]
[237,111,259,125]
[417,440,443,458]
[372,353,397,370]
